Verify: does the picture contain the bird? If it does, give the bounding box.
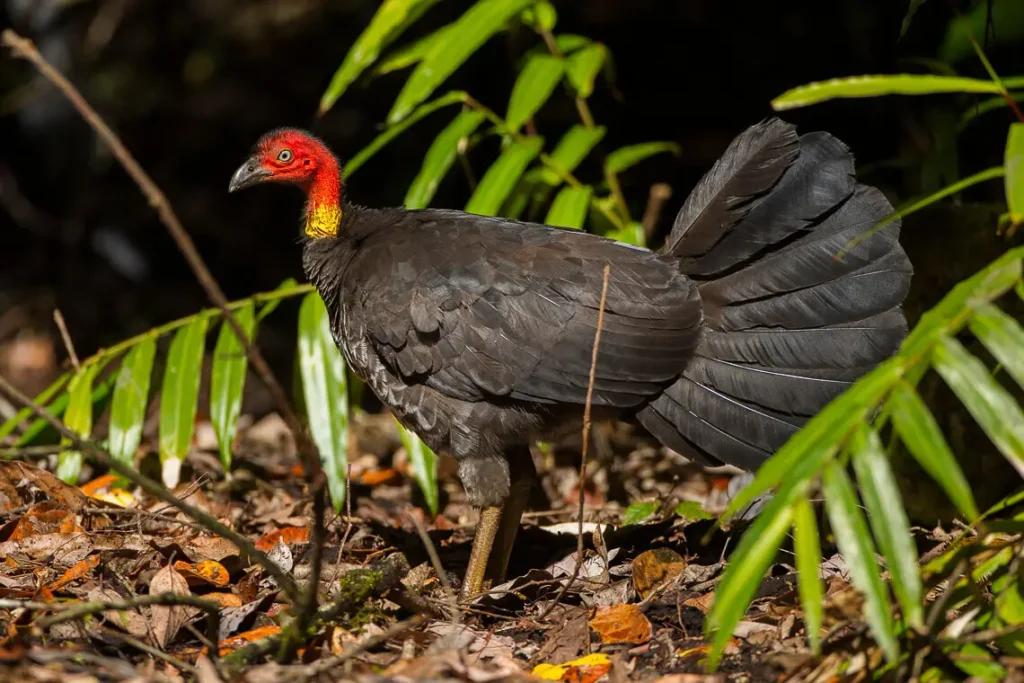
[229,119,913,599]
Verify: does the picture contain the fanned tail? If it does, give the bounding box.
[637,119,913,469]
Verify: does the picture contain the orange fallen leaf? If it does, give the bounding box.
[632,548,687,599]
[218,624,282,656]
[588,604,652,645]
[174,560,230,587]
[48,555,100,591]
[9,502,82,541]
[254,526,309,552]
[533,654,611,682]
[201,592,243,609]
[358,468,400,486]
[80,474,119,497]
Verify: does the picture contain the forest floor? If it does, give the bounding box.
[0,403,955,683]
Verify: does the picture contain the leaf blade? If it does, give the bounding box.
[849,423,924,629]
[821,460,899,662]
[889,382,979,519]
[319,0,437,114]
[565,42,606,98]
[298,293,350,511]
[970,302,1024,390]
[1006,122,1024,219]
[544,185,592,228]
[396,420,438,515]
[535,124,606,186]
[465,136,544,216]
[210,303,255,471]
[158,316,209,487]
[108,339,157,469]
[933,335,1024,479]
[772,74,1007,111]
[387,0,535,124]
[57,364,100,484]
[345,91,468,177]
[605,141,679,175]
[792,497,824,655]
[404,110,487,209]
[506,54,565,133]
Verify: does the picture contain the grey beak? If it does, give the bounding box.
[228,158,271,193]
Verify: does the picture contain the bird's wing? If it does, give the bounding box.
[346,210,703,408]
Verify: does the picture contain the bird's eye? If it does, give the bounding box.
[277,149,293,163]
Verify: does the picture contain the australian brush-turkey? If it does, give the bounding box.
[229,119,913,598]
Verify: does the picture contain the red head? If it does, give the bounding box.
[229,128,343,238]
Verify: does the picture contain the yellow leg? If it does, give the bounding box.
[461,505,502,600]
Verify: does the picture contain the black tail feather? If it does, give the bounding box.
[638,118,912,468]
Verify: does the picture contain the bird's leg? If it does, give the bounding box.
[486,445,536,586]
[460,446,536,600]
[462,505,502,600]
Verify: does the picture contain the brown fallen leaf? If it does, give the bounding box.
[174,560,230,587]
[632,547,687,599]
[186,535,240,563]
[254,526,309,552]
[683,592,715,615]
[588,604,652,645]
[48,555,100,591]
[150,563,191,648]
[201,592,243,609]
[0,462,90,511]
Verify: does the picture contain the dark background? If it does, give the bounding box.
[1,0,1020,402]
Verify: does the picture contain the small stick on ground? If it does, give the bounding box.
[52,309,80,372]
[538,264,611,621]
[409,512,461,625]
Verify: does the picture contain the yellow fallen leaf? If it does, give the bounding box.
[533,653,612,682]
[92,489,135,507]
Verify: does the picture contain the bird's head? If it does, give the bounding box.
[229,128,343,239]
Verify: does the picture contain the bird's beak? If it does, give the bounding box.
[228,158,272,193]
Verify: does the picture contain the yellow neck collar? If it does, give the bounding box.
[305,202,342,239]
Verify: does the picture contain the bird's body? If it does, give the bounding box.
[231,119,913,598]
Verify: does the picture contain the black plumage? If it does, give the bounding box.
[235,118,913,596]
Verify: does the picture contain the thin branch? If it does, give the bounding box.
[538,264,611,621]
[641,183,672,240]
[409,512,460,625]
[53,309,80,372]
[1,29,326,657]
[0,373,301,603]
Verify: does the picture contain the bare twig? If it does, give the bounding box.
[1,28,326,658]
[641,183,672,240]
[408,512,460,625]
[538,264,611,621]
[52,309,80,371]
[0,373,301,603]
